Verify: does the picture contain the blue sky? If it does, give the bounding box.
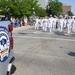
[59,0,75,15]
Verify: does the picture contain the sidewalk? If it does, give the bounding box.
[13,25,31,32]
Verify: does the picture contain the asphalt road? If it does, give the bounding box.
[12,26,75,75]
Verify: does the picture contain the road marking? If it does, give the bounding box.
[13,35,75,42]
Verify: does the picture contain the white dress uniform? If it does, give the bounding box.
[43,18,48,31]
[35,18,40,30]
[48,17,53,32]
[64,18,67,28]
[70,18,74,31]
[58,18,64,32]
[41,18,44,29]
[42,18,44,30]
[53,18,56,31]
[24,17,27,25]
[72,19,75,32]
[40,18,42,27]
[67,18,72,34]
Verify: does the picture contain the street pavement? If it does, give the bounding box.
[12,26,75,75]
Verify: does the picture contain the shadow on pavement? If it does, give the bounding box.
[70,34,75,37]
[19,33,27,35]
[67,52,75,57]
[54,31,75,37]
[19,32,34,35]
[54,31,66,36]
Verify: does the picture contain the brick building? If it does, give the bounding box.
[62,3,72,15]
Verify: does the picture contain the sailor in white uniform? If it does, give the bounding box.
[58,16,64,32]
[53,16,56,31]
[43,17,48,31]
[35,17,40,30]
[67,16,72,34]
[48,15,53,32]
[72,18,75,32]
[40,17,43,28]
[71,17,74,31]
[64,18,67,28]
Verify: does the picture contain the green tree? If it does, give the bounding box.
[35,7,47,17]
[67,11,74,16]
[0,0,40,18]
[0,0,10,15]
[0,0,21,17]
[48,0,63,16]
[0,0,48,18]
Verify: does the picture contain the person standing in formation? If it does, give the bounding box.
[43,16,48,31]
[34,15,75,35]
[72,18,75,32]
[42,17,45,31]
[58,16,64,32]
[39,17,42,28]
[67,16,72,34]
[53,16,57,31]
[35,17,40,30]
[48,15,54,32]
[63,18,67,28]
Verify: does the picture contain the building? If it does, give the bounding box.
[62,3,72,15]
[38,0,51,9]
[38,1,72,15]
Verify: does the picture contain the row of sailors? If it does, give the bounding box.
[34,16,75,34]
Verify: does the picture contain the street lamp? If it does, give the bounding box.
[46,5,51,16]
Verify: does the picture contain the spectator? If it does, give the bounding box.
[23,16,28,26]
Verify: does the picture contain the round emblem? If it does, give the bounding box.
[0,26,10,62]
